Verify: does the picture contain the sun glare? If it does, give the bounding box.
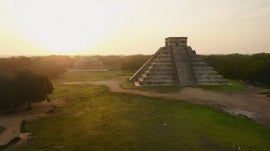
[10,0,132,54]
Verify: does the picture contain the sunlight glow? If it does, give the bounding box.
[10,0,132,54]
[0,0,269,55]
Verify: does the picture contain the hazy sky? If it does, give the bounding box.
[0,0,270,55]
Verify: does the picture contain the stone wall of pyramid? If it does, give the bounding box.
[129,37,227,86]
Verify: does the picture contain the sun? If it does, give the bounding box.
[10,0,132,54]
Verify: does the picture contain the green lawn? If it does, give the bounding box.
[55,70,131,83]
[56,71,246,94]
[8,71,270,151]
[198,80,248,93]
[122,80,181,93]
[122,79,247,93]
[10,84,270,151]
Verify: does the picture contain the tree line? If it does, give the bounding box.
[97,55,150,71]
[203,53,270,85]
[0,55,78,79]
[0,55,78,111]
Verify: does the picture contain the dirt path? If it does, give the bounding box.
[0,101,54,147]
[64,80,270,127]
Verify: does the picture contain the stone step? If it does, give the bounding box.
[197,80,228,85]
[196,78,224,82]
[196,79,227,83]
[144,71,175,76]
[139,80,177,86]
[141,75,176,81]
[148,66,174,70]
[154,56,171,58]
[151,63,173,67]
[153,59,173,63]
[157,54,171,59]
[196,77,225,82]
[197,79,227,82]
[148,68,174,73]
[153,61,172,64]
[192,67,214,71]
[195,74,223,78]
[158,53,171,57]
[190,62,209,67]
[193,70,218,74]
[154,58,171,61]
[138,77,176,83]
[140,82,176,86]
[197,82,228,85]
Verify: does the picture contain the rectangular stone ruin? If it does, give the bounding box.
[129,37,228,86]
[68,57,109,72]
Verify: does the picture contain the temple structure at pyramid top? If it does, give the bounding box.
[129,37,228,86]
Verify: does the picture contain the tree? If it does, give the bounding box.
[14,69,54,110]
[0,75,20,109]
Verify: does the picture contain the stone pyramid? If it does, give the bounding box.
[129,37,228,86]
[69,57,108,72]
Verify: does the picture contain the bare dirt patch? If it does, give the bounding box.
[64,80,270,127]
[0,101,54,147]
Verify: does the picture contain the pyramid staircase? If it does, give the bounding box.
[129,37,227,86]
[187,49,227,85]
[135,47,177,86]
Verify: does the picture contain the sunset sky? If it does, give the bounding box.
[0,0,270,56]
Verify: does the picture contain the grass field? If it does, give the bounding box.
[122,80,181,93]
[57,71,247,93]
[55,70,131,83]
[10,71,270,151]
[197,80,248,93]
